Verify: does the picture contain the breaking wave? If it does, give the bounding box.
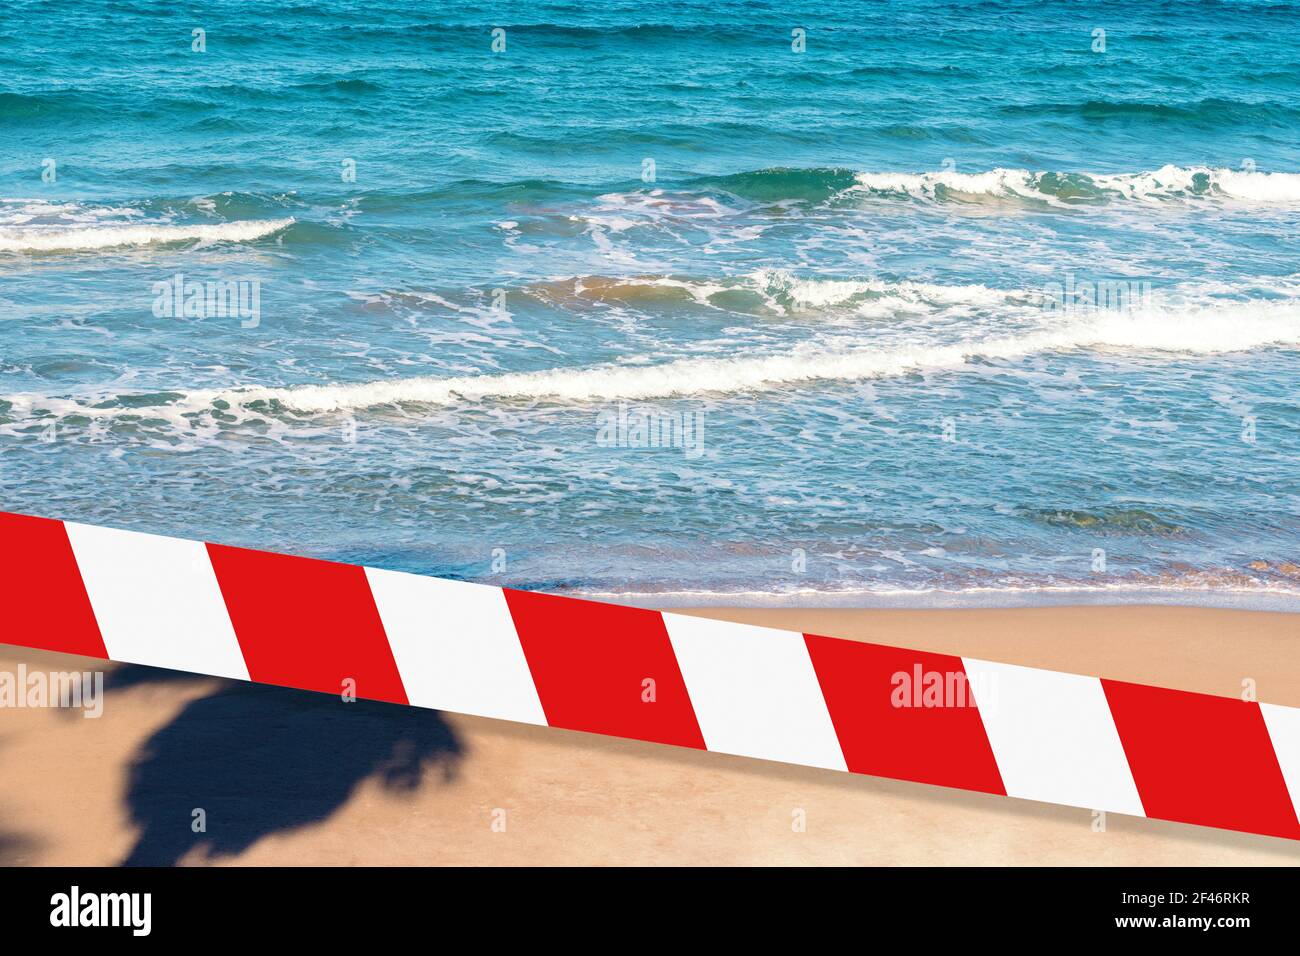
[9,295,1295,422]
[0,217,294,253]
[851,165,1300,205]
[193,300,1300,411]
[526,270,1025,314]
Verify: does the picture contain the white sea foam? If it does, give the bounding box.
[852,165,1300,205]
[591,189,734,222]
[163,297,1300,412]
[852,168,1066,204]
[6,287,1296,423]
[0,217,293,252]
[749,269,1020,310]
[0,198,147,226]
[1091,165,1300,202]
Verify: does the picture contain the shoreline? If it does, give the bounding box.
[588,587,1300,613]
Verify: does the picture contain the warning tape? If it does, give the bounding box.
[1,509,1297,840]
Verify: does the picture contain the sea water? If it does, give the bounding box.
[1,0,1298,605]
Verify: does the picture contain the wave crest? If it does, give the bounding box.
[0,217,294,253]
[851,165,1300,205]
[19,297,1283,418]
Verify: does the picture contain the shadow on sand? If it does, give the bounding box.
[107,667,464,866]
[0,827,37,865]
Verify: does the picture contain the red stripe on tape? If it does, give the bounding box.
[0,511,106,659]
[504,589,705,749]
[1,510,1297,843]
[1102,679,1300,840]
[206,543,407,705]
[805,634,1006,795]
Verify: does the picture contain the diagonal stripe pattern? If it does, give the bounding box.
[0,509,1297,842]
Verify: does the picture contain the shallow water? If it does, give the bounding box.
[1,0,1298,603]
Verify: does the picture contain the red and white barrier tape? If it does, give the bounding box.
[1,510,1298,841]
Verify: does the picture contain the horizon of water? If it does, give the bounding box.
[2,0,1299,606]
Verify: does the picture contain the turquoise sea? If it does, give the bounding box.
[2,0,1299,605]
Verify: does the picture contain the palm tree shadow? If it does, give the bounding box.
[0,742,40,865]
[110,667,464,866]
[0,829,37,866]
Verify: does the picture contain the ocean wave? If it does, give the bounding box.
[342,164,1300,212]
[524,270,1022,314]
[0,89,235,124]
[0,217,294,253]
[1090,166,1300,202]
[0,89,103,122]
[750,269,1020,312]
[0,198,146,227]
[197,301,1300,410]
[394,165,1298,213]
[687,167,861,204]
[851,165,1300,205]
[1020,507,1183,535]
[9,296,1290,422]
[999,97,1297,125]
[20,165,1282,239]
[160,164,1295,219]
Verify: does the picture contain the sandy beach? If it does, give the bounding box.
[1,603,1297,866]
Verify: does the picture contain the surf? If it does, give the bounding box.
[0,217,294,253]
[850,165,1300,205]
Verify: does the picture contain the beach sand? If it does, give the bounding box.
[0,604,1297,866]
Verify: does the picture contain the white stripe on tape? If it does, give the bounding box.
[65,522,249,681]
[663,613,846,771]
[961,657,1145,816]
[365,567,546,726]
[1261,702,1300,815]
